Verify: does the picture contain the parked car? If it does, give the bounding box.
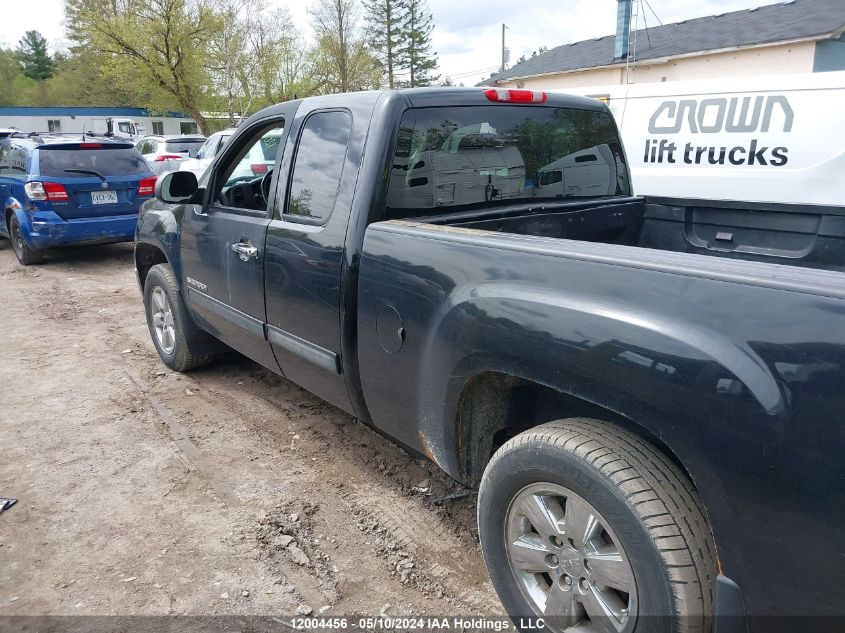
[178,128,235,178]
[0,133,155,265]
[135,88,845,632]
[135,135,206,175]
[0,127,20,138]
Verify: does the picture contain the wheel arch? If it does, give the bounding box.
[451,370,694,490]
[135,241,169,289]
[5,205,34,245]
[134,202,184,290]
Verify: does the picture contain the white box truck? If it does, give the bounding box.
[556,71,845,206]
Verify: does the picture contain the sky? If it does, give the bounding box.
[3,0,777,85]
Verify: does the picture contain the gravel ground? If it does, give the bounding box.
[0,239,502,620]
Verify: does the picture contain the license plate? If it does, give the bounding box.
[91,191,118,205]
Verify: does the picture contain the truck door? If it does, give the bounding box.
[264,107,357,413]
[179,114,290,371]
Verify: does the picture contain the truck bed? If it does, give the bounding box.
[420,196,845,272]
[357,208,845,622]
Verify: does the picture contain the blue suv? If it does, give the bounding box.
[0,133,156,265]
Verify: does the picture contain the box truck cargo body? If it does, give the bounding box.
[555,71,845,206]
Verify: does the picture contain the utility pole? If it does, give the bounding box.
[501,23,506,73]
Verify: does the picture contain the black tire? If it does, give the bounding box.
[478,418,717,633]
[9,214,45,265]
[143,263,215,372]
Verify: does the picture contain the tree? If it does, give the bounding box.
[207,0,251,125]
[400,0,438,87]
[246,1,313,105]
[310,0,379,94]
[65,0,218,133]
[45,47,147,107]
[16,31,55,81]
[363,0,407,89]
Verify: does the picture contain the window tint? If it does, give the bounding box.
[386,106,629,219]
[540,170,562,185]
[285,111,352,221]
[165,139,204,154]
[39,148,150,177]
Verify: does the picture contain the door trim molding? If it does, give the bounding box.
[267,325,341,375]
[187,287,265,339]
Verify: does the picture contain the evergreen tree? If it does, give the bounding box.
[400,0,438,87]
[363,0,408,89]
[310,0,379,93]
[16,31,55,81]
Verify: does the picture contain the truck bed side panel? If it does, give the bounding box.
[357,221,845,619]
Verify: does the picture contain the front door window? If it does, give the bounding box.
[213,124,285,214]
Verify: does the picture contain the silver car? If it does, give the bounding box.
[135,135,207,175]
[178,129,236,179]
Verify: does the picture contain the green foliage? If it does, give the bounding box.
[66,0,218,132]
[310,0,381,93]
[399,0,439,87]
[366,0,439,89]
[16,30,55,81]
[363,0,408,89]
[0,0,445,118]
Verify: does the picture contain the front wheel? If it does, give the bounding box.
[143,263,215,372]
[9,215,45,265]
[478,418,717,633]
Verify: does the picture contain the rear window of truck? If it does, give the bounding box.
[38,147,150,178]
[386,106,630,218]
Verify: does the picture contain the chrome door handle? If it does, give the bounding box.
[232,241,259,261]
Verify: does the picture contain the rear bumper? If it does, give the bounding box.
[20,209,139,249]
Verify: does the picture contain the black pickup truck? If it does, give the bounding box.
[135,88,845,633]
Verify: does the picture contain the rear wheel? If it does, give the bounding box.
[143,263,214,372]
[9,215,45,265]
[478,418,717,633]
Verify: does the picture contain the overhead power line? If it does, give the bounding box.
[641,0,678,46]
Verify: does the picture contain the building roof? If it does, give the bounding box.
[0,106,189,118]
[484,0,845,84]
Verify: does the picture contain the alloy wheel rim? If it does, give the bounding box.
[150,286,176,355]
[12,222,24,258]
[505,482,637,633]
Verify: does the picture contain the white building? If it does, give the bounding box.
[0,106,199,138]
[483,0,845,90]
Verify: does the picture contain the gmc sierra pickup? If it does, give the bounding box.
[134,88,845,633]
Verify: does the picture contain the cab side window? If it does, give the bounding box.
[212,122,285,214]
[284,111,352,222]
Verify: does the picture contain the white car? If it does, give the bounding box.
[135,135,207,175]
[179,129,235,179]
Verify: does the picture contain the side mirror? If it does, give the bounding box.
[188,148,198,158]
[156,171,199,204]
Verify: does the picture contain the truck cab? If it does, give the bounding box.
[92,117,144,141]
